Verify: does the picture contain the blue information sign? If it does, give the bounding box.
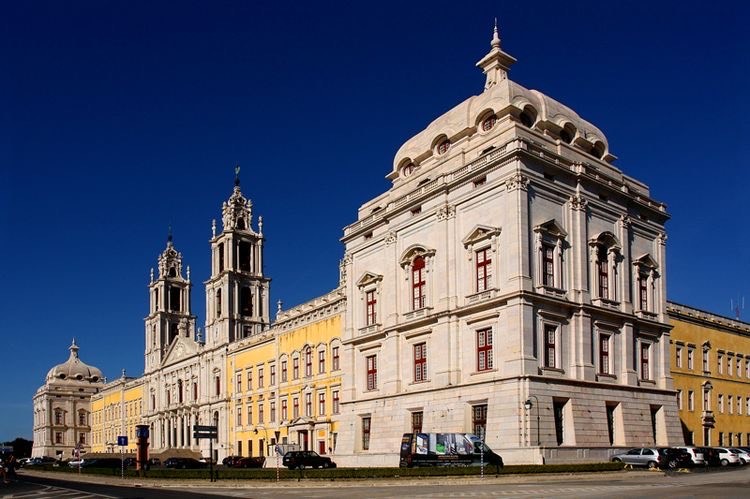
[117,436,128,446]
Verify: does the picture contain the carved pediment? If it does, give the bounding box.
[634,253,658,269]
[533,219,567,238]
[356,272,383,288]
[162,336,200,367]
[589,231,621,251]
[462,225,501,248]
[399,245,436,267]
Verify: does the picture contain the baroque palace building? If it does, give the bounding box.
[668,302,750,448]
[46,26,749,465]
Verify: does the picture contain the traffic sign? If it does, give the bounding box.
[194,425,217,432]
[117,436,128,446]
[193,431,218,439]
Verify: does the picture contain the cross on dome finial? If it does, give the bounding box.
[167,226,173,244]
[234,164,241,187]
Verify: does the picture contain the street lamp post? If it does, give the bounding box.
[524,395,540,447]
[254,425,279,482]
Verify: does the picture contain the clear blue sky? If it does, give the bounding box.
[1,1,747,442]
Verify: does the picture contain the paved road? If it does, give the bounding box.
[8,467,750,498]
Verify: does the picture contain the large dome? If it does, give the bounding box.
[45,339,104,383]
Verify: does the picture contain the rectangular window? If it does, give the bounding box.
[739,396,743,415]
[236,407,242,426]
[258,401,264,423]
[472,404,488,438]
[79,434,85,444]
[703,349,709,372]
[719,394,724,413]
[55,432,63,444]
[677,390,683,410]
[270,400,276,422]
[477,328,493,371]
[728,356,734,376]
[597,250,609,299]
[270,365,276,386]
[193,383,198,401]
[676,347,683,369]
[79,412,86,426]
[281,399,288,421]
[718,354,724,375]
[247,369,253,390]
[366,290,377,325]
[638,274,649,310]
[688,390,694,411]
[544,324,557,369]
[553,400,565,446]
[412,256,426,310]
[362,417,371,450]
[414,343,427,382]
[237,440,242,457]
[247,405,252,426]
[318,350,326,373]
[305,348,313,377]
[411,411,423,434]
[215,375,221,396]
[599,334,610,375]
[258,367,264,388]
[318,392,326,416]
[236,372,242,393]
[293,358,300,379]
[366,355,377,390]
[333,390,340,414]
[542,243,555,286]
[333,347,340,370]
[476,247,492,292]
[640,343,650,380]
[305,393,312,417]
[281,360,288,382]
[293,397,299,419]
[703,389,710,411]
[729,395,734,415]
[688,349,694,370]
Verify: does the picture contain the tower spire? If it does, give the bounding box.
[234,164,241,187]
[475,19,517,90]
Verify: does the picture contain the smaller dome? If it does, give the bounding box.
[46,339,104,383]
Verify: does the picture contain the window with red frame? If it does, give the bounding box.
[293,357,299,379]
[366,289,377,325]
[362,416,371,450]
[293,397,299,418]
[544,325,557,368]
[333,390,340,414]
[599,334,610,375]
[318,392,325,415]
[542,243,555,286]
[641,343,650,380]
[412,256,426,310]
[477,328,493,371]
[437,140,450,155]
[318,350,325,373]
[332,346,340,370]
[476,248,492,292]
[305,347,312,377]
[639,273,649,310]
[281,360,288,382]
[414,343,427,382]
[258,367,264,388]
[472,404,488,438]
[597,248,609,299]
[482,115,496,131]
[305,393,312,417]
[366,355,377,390]
[411,411,423,433]
[281,399,288,420]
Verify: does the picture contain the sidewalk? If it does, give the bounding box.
[18,468,655,490]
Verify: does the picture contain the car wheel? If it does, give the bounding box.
[612,458,622,463]
[322,462,330,469]
[668,460,677,469]
[720,459,729,467]
[297,464,305,470]
[647,461,657,469]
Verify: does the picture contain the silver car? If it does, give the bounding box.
[611,448,660,468]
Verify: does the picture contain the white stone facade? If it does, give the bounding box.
[335,27,682,466]
[141,175,271,462]
[32,341,104,459]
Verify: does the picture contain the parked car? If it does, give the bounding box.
[282,451,336,470]
[81,458,123,469]
[17,457,32,467]
[656,448,693,469]
[28,456,57,466]
[67,459,85,468]
[704,447,742,466]
[222,455,240,467]
[164,457,207,469]
[611,448,662,468]
[729,448,750,464]
[674,446,704,466]
[233,456,265,468]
